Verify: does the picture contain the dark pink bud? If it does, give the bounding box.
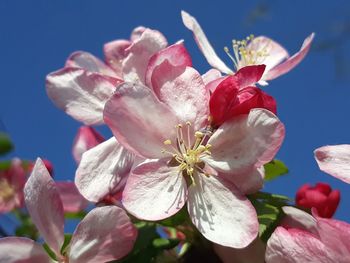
[296,182,340,218]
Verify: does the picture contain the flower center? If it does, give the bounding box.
[161,122,211,184]
[224,34,269,70]
[0,178,16,202]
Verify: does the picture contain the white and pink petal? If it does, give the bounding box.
[24,158,64,256]
[65,51,119,78]
[187,172,258,248]
[145,41,192,88]
[0,237,52,263]
[122,29,167,84]
[264,33,315,81]
[151,63,209,130]
[204,109,285,173]
[69,206,137,263]
[265,227,335,263]
[46,68,121,125]
[181,11,233,74]
[122,160,188,221]
[75,137,134,202]
[104,82,179,159]
[314,145,350,184]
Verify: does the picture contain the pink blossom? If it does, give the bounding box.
[46,27,168,125]
[72,126,105,164]
[314,144,350,184]
[103,43,285,248]
[0,158,25,213]
[296,182,340,218]
[0,159,137,263]
[266,206,350,262]
[181,11,314,85]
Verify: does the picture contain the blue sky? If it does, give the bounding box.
[1,0,350,224]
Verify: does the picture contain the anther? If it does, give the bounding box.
[163,139,172,145]
[195,131,204,138]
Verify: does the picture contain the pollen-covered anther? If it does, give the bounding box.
[195,131,204,138]
[163,139,172,145]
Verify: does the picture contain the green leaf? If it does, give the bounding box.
[264,159,289,181]
[152,238,180,250]
[0,132,13,155]
[249,191,290,243]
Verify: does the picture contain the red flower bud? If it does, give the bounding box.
[295,182,340,218]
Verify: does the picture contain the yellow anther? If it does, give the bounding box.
[195,131,204,138]
[206,144,212,150]
[163,139,172,145]
[186,121,192,126]
[176,124,183,129]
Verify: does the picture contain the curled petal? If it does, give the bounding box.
[46,68,122,125]
[265,227,334,263]
[122,29,167,84]
[145,41,192,88]
[72,126,105,164]
[65,51,119,78]
[122,160,187,221]
[104,82,179,159]
[281,206,318,235]
[151,62,209,130]
[264,33,315,81]
[187,173,258,248]
[234,65,266,87]
[130,26,147,41]
[314,145,350,184]
[210,72,276,126]
[56,182,89,213]
[75,137,134,202]
[24,158,64,256]
[181,11,233,74]
[204,109,285,173]
[69,206,137,263]
[0,237,51,263]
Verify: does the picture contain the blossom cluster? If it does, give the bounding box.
[0,10,349,263]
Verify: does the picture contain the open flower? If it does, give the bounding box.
[46,27,168,125]
[266,206,350,262]
[181,11,314,85]
[0,158,137,263]
[74,41,193,203]
[103,44,285,248]
[314,144,350,184]
[296,182,340,218]
[0,158,25,213]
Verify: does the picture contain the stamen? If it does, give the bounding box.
[224,34,269,70]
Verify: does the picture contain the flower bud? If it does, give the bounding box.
[295,182,340,218]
